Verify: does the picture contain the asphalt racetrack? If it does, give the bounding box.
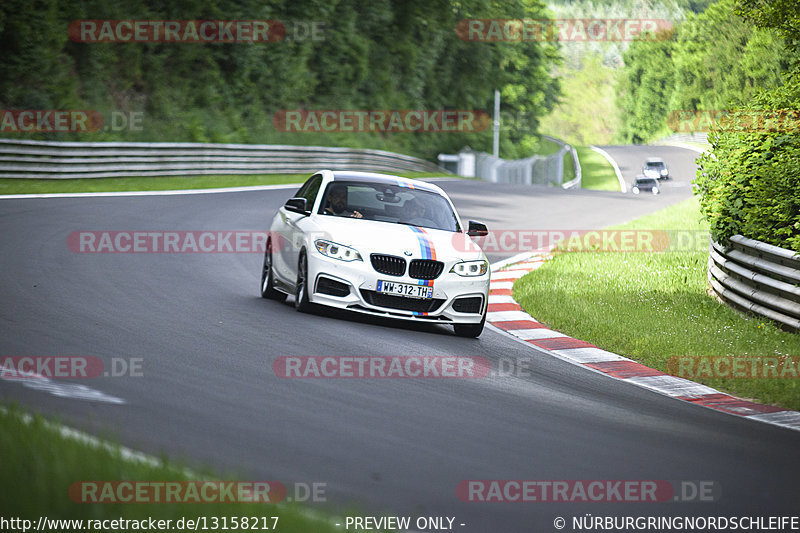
[2,146,798,532]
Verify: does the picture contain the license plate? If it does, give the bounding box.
[377,280,433,299]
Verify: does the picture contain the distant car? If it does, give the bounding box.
[631,176,660,195]
[642,158,670,180]
[260,170,491,337]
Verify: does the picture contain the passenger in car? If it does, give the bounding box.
[404,199,426,220]
[324,184,363,218]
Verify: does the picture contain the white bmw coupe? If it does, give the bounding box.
[260,170,491,337]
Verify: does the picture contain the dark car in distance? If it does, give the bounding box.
[631,176,660,195]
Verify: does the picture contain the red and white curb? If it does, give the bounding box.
[487,254,800,433]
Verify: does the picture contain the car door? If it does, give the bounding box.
[274,174,322,286]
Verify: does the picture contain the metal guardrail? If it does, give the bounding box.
[0,139,442,179]
[657,132,709,144]
[562,142,582,190]
[708,235,800,330]
[472,136,580,188]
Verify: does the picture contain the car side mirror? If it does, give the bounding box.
[284,197,308,215]
[466,220,488,237]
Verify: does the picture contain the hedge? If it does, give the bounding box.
[694,72,800,253]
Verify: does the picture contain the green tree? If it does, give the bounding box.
[695,0,800,251]
[617,34,676,143]
[0,0,561,159]
[670,0,788,115]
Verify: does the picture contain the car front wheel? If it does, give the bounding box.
[260,243,286,301]
[295,251,313,312]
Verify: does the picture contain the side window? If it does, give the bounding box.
[300,175,322,210]
[292,174,322,212]
[293,177,312,199]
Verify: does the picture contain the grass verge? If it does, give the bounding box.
[0,405,343,531]
[536,137,563,156]
[513,197,800,411]
[0,172,453,196]
[575,146,620,191]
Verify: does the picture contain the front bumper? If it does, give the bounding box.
[306,252,489,324]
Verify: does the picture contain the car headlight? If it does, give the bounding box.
[661,169,668,175]
[314,240,363,262]
[450,260,488,277]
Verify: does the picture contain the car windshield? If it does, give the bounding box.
[318,181,460,232]
[637,178,657,185]
[646,162,665,169]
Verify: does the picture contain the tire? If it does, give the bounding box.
[454,312,486,338]
[632,187,639,194]
[260,242,286,301]
[294,251,313,312]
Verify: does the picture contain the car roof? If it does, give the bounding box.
[326,170,442,194]
[645,157,665,163]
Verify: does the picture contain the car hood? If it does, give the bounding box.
[308,216,485,262]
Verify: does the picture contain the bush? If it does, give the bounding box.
[694,71,800,252]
